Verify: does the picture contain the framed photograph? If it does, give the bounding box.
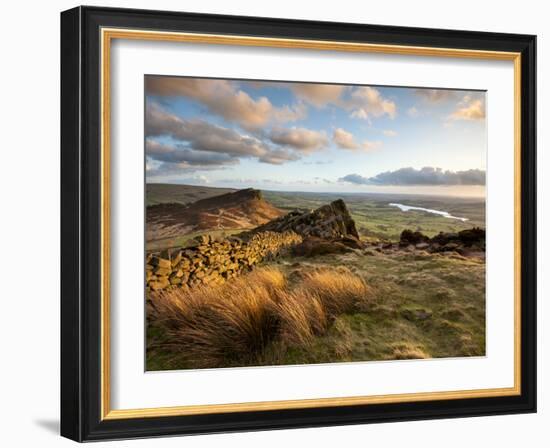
[60,6,536,441]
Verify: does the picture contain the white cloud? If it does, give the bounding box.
[333,128,358,149]
[347,86,397,121]
[407,106,420,117]
[145,104,300,168]
[339,167,486,186]
[350,109,369,120]
[333,128,381,151]
[145,139,239,166]
[146,105,270,158]
[146,77,306,130]
[449,95,486,121]
[269,127,328,153]
[383,129,398,137]
[258,148,300,165]
[290,83,347,107]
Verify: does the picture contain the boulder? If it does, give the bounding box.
[431,231,459,246]
[292,237,352,257]
[400,229,430,246]
[441,242,460,252]
[150,256,171,269]
[340,235,364,249]
[154,266,171,276]
[170,252,182,267]
[458,227,485,246]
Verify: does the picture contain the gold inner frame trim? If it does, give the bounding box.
[100,27,522,420]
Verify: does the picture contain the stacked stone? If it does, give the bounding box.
[249,199,360,240]
[146,230,302,291]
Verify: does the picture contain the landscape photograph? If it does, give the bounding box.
[144,75,487,371]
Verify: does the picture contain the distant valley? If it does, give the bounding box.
[146,183,485,251]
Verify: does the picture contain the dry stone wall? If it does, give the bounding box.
[146,230,302,291]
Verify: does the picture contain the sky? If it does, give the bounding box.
[145,76,487,197]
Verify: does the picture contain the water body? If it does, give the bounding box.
[388,203,469,222]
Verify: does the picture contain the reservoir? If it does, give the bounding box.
[389,203,469,222]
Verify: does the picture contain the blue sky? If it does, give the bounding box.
[145,76,486,197]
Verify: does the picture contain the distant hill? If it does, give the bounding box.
[146,183,237,206]
[146,188,284,246]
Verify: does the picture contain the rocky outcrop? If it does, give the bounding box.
[399,229,430,247]
[398,227,486,253]
[291,237,355,258]
[249,199,359,240]
[146,230,302,291]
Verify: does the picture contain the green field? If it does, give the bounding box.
[264,190,485,241]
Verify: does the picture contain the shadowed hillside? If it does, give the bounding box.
[147,188,284,249]
[146,183,236,206]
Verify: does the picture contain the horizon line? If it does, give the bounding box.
[146,181,486,200]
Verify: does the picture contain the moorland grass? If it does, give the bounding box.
[146,249,485,370]
[147,267,372,369]
[268,250,485,365]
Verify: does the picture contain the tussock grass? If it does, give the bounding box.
[274,291,328,347]
[149,267,371,368]
[299,268,372,316]
[151,270,280,368]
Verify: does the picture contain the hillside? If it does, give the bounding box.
[146,183,236,206]
[146,188,284,250]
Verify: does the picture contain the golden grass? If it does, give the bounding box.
[274,291,328,347]
[299,268,372,316]
[388,343,430,360]
[149,266,371,368]
[151,271,279,368]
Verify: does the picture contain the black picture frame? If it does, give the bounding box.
[61,5,536,442]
